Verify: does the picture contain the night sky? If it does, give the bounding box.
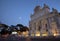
[0,0,60,26]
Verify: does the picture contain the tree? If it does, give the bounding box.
[16,24,24,32]
[16,24,23,27]
[16,24,29,32]
[21,26,29,32]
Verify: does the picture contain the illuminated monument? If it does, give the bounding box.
[29,4,60,37]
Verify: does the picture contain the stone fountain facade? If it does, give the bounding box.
[29,4,60,37]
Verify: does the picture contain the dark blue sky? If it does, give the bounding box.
[0,0,60,26]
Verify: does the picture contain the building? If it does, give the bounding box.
[29,4,60,37]
[0,23,9,32]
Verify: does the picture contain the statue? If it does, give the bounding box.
[43,3,50,9]
[52,8,58,13]
[34,5,41,12]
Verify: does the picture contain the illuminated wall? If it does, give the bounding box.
[29,4,60,37]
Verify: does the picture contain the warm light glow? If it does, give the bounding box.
[22,31,29,37]
[23,32,26,35]
[35,31,40,36]
[52,29,59,36]
[35,33,40,36]
[53,33,59,36]
[42,34,48,36]
[53,33,57,36]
